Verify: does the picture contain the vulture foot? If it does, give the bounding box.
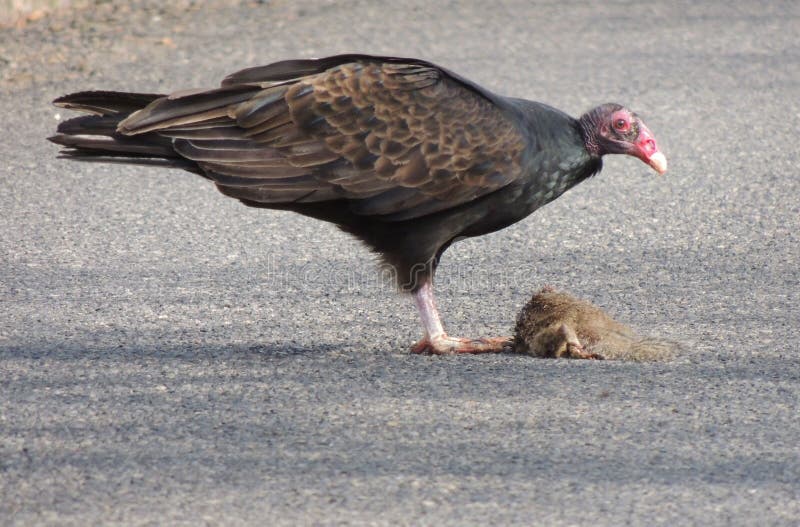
[410,335,512,355]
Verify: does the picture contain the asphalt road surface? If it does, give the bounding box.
[2,1,799,525]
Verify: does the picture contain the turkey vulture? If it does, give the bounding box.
[49,54,666,355]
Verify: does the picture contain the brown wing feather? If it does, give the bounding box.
[118,58,526,218]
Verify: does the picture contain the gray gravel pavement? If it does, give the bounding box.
[2,1,799,525]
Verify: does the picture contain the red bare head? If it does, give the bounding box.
[580,104,667,175]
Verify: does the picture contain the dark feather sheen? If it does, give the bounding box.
[50,53,600,290]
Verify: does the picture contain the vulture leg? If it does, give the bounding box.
[410,281,511,354]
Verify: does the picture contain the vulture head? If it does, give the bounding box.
[580,103,667,175]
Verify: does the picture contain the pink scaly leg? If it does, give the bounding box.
[410,281,511,355]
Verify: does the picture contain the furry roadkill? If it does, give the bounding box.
[513,286,682,361]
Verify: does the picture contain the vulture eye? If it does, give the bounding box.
[614,118,630,132]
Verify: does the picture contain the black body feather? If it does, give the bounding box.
[49,54,601,290]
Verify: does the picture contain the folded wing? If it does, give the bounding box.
[117,55,527,221]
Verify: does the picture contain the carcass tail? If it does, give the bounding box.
[48,91,200,173]
[596,334,684,362]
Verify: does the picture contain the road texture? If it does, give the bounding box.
[1,1,799,525]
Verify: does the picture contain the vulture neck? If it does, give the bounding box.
[578,109,605,158]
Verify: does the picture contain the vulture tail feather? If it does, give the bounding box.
[49,92,200,173]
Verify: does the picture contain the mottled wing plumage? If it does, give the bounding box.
[118,58,526,220]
